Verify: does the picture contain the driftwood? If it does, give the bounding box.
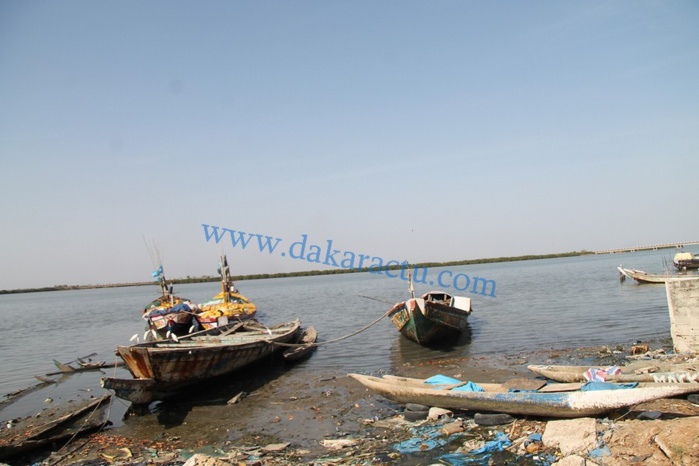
[47,358,124,376]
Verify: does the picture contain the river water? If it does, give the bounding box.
[1,247,695,426]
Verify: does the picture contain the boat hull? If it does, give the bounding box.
[283,326,318,362]
[388,296,471,345]
[102,320,301,404]
[617,266,697,284]
[349,374,699,418]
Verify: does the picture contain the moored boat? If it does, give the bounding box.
[617,266,697,284]
[387,289,472,346]
[142,265,197,340]
[283,326,318,362]
[101,319,301,405]
[195,254,257,330]
[348,373,699,419]
[673,252,699,271]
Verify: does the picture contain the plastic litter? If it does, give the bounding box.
[589,445,611,457]
[469,432,511,454]
[392,423,464,454]
[580,381,638,391]
[584,366,621,382]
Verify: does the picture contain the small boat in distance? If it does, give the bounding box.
[673,252,699,271]
[617,266,698,284]
[195,254,257,330]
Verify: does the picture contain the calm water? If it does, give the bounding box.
[1,247,695,424]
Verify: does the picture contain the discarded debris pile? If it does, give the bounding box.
[15,394,699,466]
[0,394,112,463]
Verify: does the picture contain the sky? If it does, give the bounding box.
[1,1,698,290]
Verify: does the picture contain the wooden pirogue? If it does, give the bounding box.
[102,319,301,405]
[349,373,699,418]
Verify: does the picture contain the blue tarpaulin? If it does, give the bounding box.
[424,375,484,392]
[392,423,464,454]
[581,381,638,391]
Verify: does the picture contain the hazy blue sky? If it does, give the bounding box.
[1,1,698,290]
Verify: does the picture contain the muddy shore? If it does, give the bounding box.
[3,343,699,466]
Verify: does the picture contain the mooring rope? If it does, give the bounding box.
[271,307,393,348]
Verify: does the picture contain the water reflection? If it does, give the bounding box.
[391,324,473,371]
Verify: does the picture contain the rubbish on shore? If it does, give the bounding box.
[528,360,698,383]
[0,394,112,461]
[473,413,515,426]
[227,391,246,404]
[320,438,359,450]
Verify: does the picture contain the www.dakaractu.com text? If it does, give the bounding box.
[202,224,496,297]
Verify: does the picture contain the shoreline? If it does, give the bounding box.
[0,250,593,295]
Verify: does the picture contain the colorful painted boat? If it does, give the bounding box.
[387,291,472,345]
[142,265,197,340]
[195,254,257,330]
[102,319,301,405]
[348,373,699,418]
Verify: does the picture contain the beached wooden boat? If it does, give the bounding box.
[0,394,111,461]
[665,278,699,353]
[283,326,318,362]
[348,373,699,418]
[102,319,301,405]
[387,291,472,345]
[195,254,257,330]
[142,264,197,339]
[617,266,698,284]
[527,362,699,383]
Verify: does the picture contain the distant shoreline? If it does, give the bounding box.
[0,251,597,295]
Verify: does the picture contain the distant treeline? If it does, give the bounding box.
[0,250,592,295]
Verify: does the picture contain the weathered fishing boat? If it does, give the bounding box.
[673,252,699,271]
[349,374,699,418]
[387,290,472,345]
[283,326,318,362]
[617,266,697,284]
[527,361,699,383]
[102,319,301,405]
[195,255,257,330]
[142,265,197,339]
